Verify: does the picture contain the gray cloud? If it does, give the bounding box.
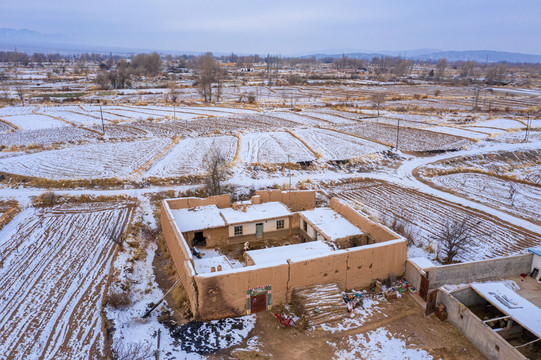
[1,0,540,54]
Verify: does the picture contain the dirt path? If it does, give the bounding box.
[216,294,485,359]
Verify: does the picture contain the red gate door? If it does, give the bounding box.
[250,294,267,313]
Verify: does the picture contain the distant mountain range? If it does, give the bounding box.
[1,28,541,63]
[304,50,541,64]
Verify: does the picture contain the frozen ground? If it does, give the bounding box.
[145,135,237,177]
[329,327,433,360]
[0,138,171,179]
[0,202,132,359]
[238,131,316,163]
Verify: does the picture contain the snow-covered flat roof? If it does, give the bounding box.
[220,202,291,225]
[300,207,363,241]
[471,282,541,337]
[409,257,436,269]
[170,205,226,232]
[194,255,234,274]
[246,241,334,265]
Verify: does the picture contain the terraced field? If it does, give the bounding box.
[430,172,541,223]
[0,138,172,179]
[145,135,238,177]
[238,131,316,163]
[337,123,473,152]
[0,202,133,359]
[293,128,387,160]
[330,180,541,261]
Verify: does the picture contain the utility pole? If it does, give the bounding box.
[288,155,291,209]
[395,119,400,150]
[99,105,105,135]
[524,112,532,142]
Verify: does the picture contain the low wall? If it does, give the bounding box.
[426,254,533,289]
[288,250,349,291]
[167,194,230,210]
[161,200,193,277]
[193,237,407,320]
[346,239,407,289]
[330,198,400,242]
[405,260,425,291]
[437,289,526,360]
[195,263,289,320]
[255,190,315,211]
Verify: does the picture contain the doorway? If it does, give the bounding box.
[256,223,263,239]
[250,293,267,313]
[192,231,206,246]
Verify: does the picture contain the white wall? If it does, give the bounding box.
[228,217,290,237]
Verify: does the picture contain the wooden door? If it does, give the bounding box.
[256,223,263,239]
[419,273,429,301]
[250,293,267,313]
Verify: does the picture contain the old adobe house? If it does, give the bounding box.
[161,190,407,320]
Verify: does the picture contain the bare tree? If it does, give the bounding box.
[16,86,24,103]
[203,148,229,196]
[112,339,153,360]
[435,58,448,82]
[436,216,480,264]
[371,93,387,117]
[194,53,224,103]
[168,81,178,104]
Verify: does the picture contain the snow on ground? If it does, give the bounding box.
[0,202,132,360]
[238,131,316,163]
[462,126,508,135]
[106,238,253,359]
[471,118,525,129]
[319,293,384,333]
[431,172,541,223]
[0,105,35,116]
[145,136,237,177]
[37,106,104,126]
[0,138,171,179]
[301,111,358,125]
[427,126,489,139]
[1,114,68,130]
[293,128,387,160]
[267,111,328,126]
[329,327,433,360]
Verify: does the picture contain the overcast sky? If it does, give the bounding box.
[1,0,540,55]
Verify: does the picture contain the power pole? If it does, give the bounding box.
[288,155,291,209]
[99,105,105,135]
[396,119,400,150]
[524,112,532,142]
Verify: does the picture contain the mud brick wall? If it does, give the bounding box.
[167,194,231,210]
[330,197,399,242]
[255,190,315,211]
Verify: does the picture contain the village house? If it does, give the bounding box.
[161,190,407,320]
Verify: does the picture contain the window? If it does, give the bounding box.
[234,225,243,236]
[276,219,285,230]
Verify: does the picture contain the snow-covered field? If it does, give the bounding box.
[431,172,541,223]
[332,180,541,262]
[238,131,316,163]
[0,138,171,179]
[1,114,68,130]
[293,128,387,160]
[0,202,132,360]
[145,136,237,177]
